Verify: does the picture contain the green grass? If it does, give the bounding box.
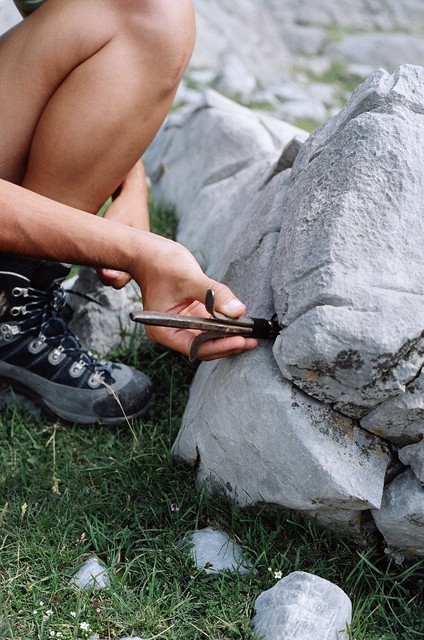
[1,203,424,639]
[291,117,323,133]
[302,58,364,96]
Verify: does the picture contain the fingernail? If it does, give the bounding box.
[224,298,244,314]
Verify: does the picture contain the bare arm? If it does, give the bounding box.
[97,160,150,288]
[0,179,257,359]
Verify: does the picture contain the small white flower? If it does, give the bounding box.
[39,601,44,606]
[32,610,38,615]
[267,567,272,572]
[79,621,90,631]
[274,570,283,580]
[56,633,63,637]
[70,611,77,618]
[50,632,55,637]
[46,609,53,617]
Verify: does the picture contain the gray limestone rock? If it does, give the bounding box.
[147,69,424,554]
[266,0,424,31]
[360,369,424,445]
[272,65,424,418]
[186,527,254,575]
[263,138,304,185]
[279,25,326,57]
[252,571,351,640]
[327,33,424,72]
[303,508,379,545]
[0,0,20,34]
[191,0,293,85]
[144,90,307,277]
[189,0,424,101]
[272,80,311,103]
[371,470,424,557]
[277,98,328,124]
[70,556,110,591]
[398,440,424,482]
[212,166,292,309]
[173,345,390,512]
[66,266,142,356]
[0,380,41,417]
[215,53,257,99]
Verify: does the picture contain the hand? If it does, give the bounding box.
[132,233,258,361]
[97,160,149,289]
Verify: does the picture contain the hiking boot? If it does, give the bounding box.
[0,263,153,425]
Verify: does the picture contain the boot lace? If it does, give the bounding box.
[11,281,114,381]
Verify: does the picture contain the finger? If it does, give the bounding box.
[97,268,132,289]
[146,326,257,360]
[197,336,258,361]
[174,271,247,319]
[203,281,246,318]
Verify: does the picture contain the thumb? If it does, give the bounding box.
[205,281,246,318]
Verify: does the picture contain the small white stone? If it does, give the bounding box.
[253,571,352,640]
[70,556,110,591]
[187,527,254,575]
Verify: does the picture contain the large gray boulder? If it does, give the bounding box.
[173,345,390,513]
[145,65,424,557]
[144,89,307,277]
[273,65,424,421]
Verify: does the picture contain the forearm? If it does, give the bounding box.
[0,178,147,275]
[0,179,256,360]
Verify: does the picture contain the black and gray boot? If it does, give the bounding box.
[0,263,153,425]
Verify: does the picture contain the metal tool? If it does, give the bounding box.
[130,289,281,362]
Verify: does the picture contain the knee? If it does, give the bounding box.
[116,0,196,93]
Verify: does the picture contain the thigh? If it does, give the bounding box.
[0,0,195,197]
[0,0,118,183]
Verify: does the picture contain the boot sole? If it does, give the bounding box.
[0,375,154,426]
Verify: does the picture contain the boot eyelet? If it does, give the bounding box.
[1,323,20,341]
[12,287,28,298]
[10,305,30,316]
[28,335,47,354]
[69,360,86,377]
[88,372,103,388]
[48,346,66,365]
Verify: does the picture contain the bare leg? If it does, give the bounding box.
[0,0,195,213]
[0,0,255,389]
